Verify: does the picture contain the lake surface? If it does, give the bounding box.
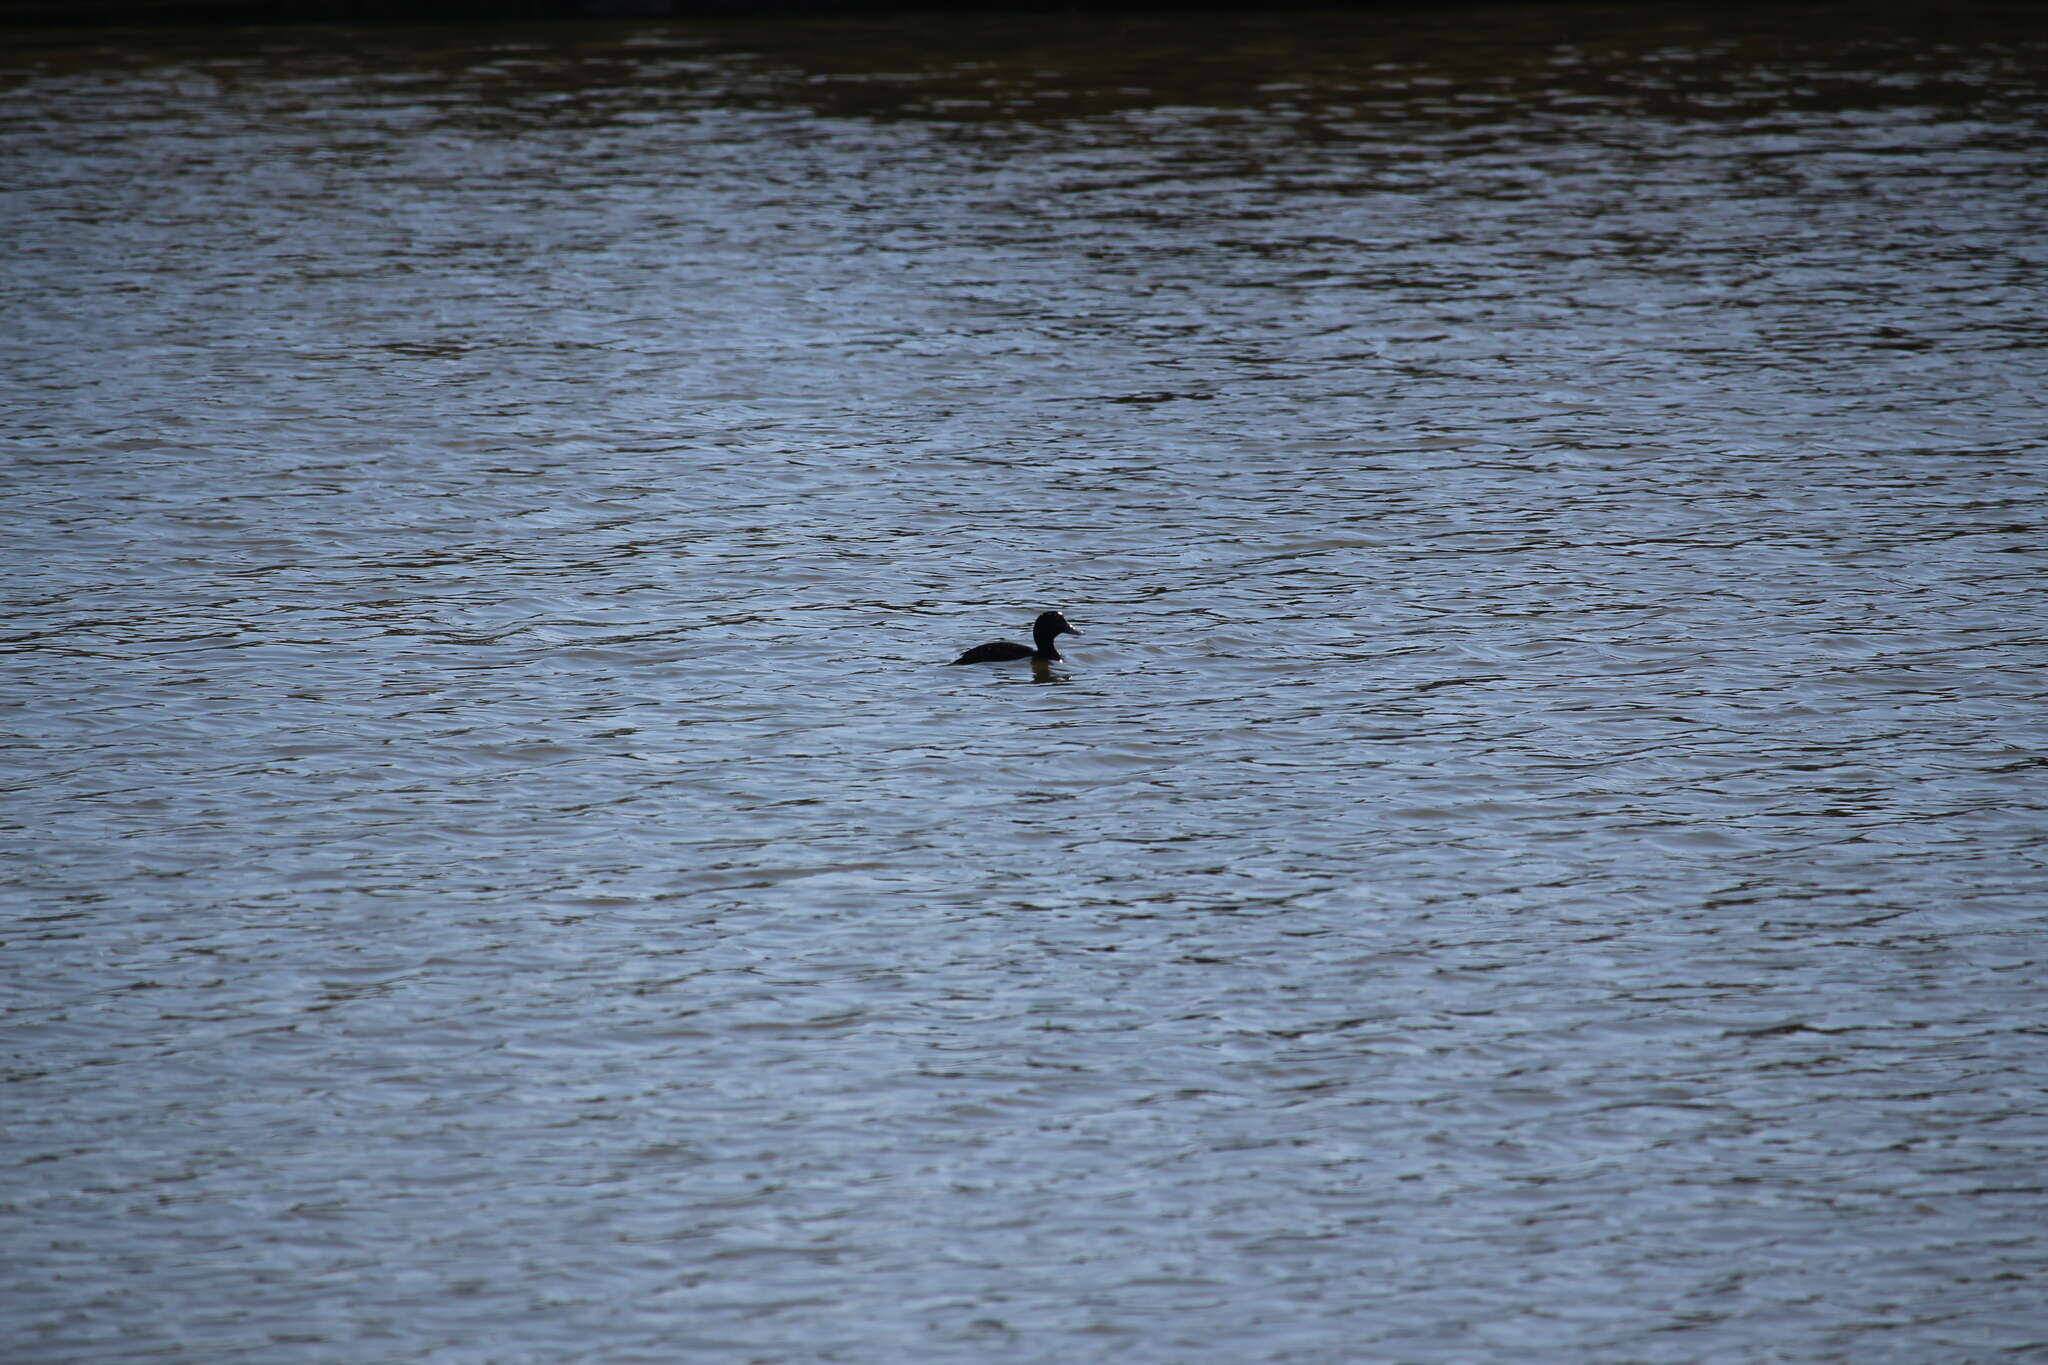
[5,4,2047,1360]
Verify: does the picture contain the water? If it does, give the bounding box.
[5,6,2047,1361]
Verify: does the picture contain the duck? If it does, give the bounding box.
[948,610,1080,665]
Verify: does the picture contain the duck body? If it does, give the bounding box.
[948,610,1080,665]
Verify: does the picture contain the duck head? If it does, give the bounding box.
[1033,611,1079,643]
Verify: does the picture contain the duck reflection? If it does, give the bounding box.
[1030,657,1070,684]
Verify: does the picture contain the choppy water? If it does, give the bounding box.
[5,6,2047,1361]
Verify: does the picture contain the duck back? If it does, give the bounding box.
[949,640,1039,665]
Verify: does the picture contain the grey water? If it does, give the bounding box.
[4,5,2047,1361]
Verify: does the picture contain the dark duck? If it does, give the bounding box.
[948,611,1080,665]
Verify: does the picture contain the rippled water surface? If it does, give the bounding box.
[6,5,2048,1360]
